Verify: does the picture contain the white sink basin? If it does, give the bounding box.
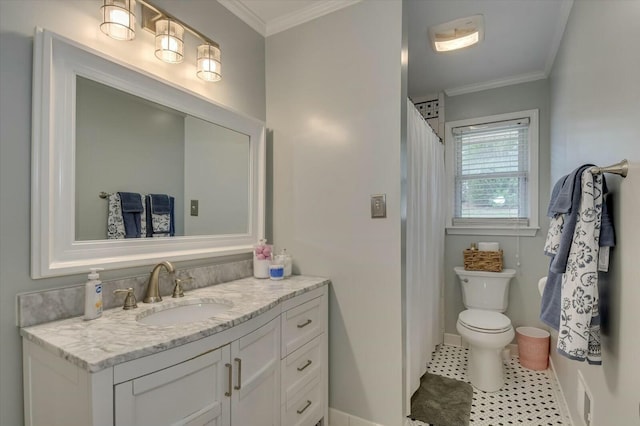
[137,300,233,326]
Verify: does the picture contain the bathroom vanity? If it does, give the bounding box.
[21,276,328,426]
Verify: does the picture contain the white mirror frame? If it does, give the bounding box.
[31,29,265,278]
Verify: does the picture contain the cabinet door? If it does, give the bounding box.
[114,345,231,426]
[230,317,280,426]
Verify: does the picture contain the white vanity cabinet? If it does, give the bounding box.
[22,284,327,426]
[280,292,328,426]
[114,344,231,426]
[229,316,281,426]
[114,317,280,426]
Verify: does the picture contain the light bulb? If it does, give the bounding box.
[100,0,136,41]
[155,19,184,63]
[197,43,222,82]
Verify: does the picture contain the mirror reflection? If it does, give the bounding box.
[74,76,250,241]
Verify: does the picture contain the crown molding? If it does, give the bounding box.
[544,0,574,75]
[265,0,362,36]
[444,71,548,97]
[217,0,267,36]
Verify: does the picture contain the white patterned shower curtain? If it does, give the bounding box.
[405,99,446,404]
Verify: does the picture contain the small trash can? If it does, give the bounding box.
[516,327,550,370]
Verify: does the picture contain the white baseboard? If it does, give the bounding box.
[328,408,384,426]
[548,356,574,426]
[443,332,462,347]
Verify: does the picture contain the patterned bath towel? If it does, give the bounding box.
[557,170,602,364]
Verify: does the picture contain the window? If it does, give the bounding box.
[445,110,539,236]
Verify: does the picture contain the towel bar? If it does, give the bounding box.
[99,191,113,199]
[590,159,628,178]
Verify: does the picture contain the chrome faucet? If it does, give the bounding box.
[143,261,175,303]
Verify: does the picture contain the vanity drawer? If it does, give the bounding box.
[281,335,323,402]
[281,296,325,357]
[282,375,323,426]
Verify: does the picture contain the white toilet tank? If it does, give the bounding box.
[454,267,516,312]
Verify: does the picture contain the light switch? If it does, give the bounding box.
[371,194,386,218]
[190,200,199,216]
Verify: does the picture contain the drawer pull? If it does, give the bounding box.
[297,400,312,415]
[234,358,242,390]
[297,319,312,328]
[225,363,232,397]
[297,359,313,371]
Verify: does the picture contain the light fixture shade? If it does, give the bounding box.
[100,0,136,41]
[155,18,184,63]
[434,31,479,52]
[197,43,222,82]
[429,15,484,53]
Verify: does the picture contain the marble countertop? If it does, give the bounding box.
[21,275,329,373]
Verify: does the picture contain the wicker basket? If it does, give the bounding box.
[463,249,503,272]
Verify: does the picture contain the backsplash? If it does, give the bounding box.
[17,259,252,328]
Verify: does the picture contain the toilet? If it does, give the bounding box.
[454,266,516,392]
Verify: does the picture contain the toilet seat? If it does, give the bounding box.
[458,309,512,334]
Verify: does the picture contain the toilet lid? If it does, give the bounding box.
[458,309,511,333]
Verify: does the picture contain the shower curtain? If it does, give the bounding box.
[405,99,446,401]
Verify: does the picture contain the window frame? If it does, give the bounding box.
[445,109,539,237]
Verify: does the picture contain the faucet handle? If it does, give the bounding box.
[172,276,193,298]
[114,288,138,310]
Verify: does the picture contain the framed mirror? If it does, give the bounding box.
[31,29,265,278]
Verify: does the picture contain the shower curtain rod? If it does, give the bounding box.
[590,159,629,178]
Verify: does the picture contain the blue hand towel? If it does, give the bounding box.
[145,194,175,237]
[540,164,593,329]
[540,260,563,330]
[547,164,594,216]
[149,194,171,214]
[599,184,615,248]
[118,192,143,238]
[549,165,595,275]
[119,192,143,212]
[546,174,568,217]
[169,196,175,237]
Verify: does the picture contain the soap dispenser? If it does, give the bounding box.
[274,249,293,278]
[84,268,104,320]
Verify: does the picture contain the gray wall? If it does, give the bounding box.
[0,1,265,424]
[184,116,250,235]
[443,79,551,336]
[548,1,640,424]
[266,2,405,424]
[75,78,185,240]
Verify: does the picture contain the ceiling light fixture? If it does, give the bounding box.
[99,0,222,81]
[100,0,136,41]
[429,15,484,53]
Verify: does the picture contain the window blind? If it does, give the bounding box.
[452,118,530,225]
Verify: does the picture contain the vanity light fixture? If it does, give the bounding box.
[100,0,136,41]
[196,43,222,82]
[429,15,484,53]
[99,0,222,81]
[154,18,184,63]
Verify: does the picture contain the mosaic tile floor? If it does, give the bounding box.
[407,345,569,426]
